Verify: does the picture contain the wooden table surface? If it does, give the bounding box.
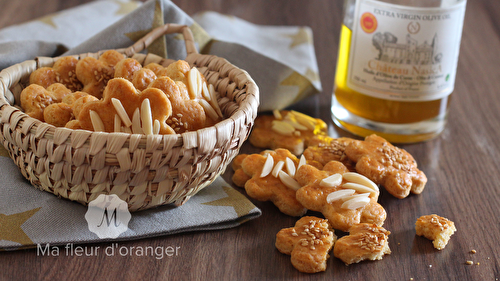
[1,0,499,280]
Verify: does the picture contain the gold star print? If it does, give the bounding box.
[114,0,140,16]
[285,28,312,48]
[0,208,41,246]
[202,186,255,217]
[304,68,320,83]
[125,0,166,57]
[280,70,316,104]
[37,13,59,29]
[173,22,212,54]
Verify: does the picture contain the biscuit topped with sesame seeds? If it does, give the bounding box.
[20,83,72,122]
[333,223,391,265]
[75,50,125,98]
[276,216,336,273]
[30,56,83,92]
[295,161,386,232]
[344,134,427,199]
[303,135,356,170]
[249,110,327,155]
[416,214,456,250]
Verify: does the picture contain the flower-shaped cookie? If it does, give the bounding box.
[148,76,206,133]
[232,149,321,217]
[276,216,336,273]
[295,161,386,232]
[29,56,82,92]
[303,135,356,170]
[75,50,125,98]
[344,134,427,199]
[249,110,327,155]
[333,223,391,265]
[20,83,71,121]
[75,78,174,134]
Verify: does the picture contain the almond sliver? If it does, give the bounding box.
[341,193,371,202]
[111,98,132,127]
[326,189,356,203]
[341,196,370,210]
[290,110,317,130]
[114,114,121,133]
[199,99,219,121]
[273,109,282,120]
[132,107,143,134]
[342,172,379,192]
[201,81,211,101]
[271,120,295,136]
[342,183,376,195]
[320,173,343,188]
[297,155,306,170]
[285,157,296,177]
[89,110,105,132]
[272,160,285,177]
[260,154,274,178]
[153,119,160,135]
[187,67,199,99]
[278,170,301,191]
[141,98,153,135]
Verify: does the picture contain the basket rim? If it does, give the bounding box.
[0,50,259,149]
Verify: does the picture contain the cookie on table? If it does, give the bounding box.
[333,223,391,265]
[295,161,386,232]
[415,214,456,250]
[276,216,336,273]
[249,110,327,155]
[231,148,322,217]
[344,134,427,199]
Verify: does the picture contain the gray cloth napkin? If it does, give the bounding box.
[0,0,321,250]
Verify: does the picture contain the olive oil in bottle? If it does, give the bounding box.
[332,0,466,143]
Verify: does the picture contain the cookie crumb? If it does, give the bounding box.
[466,260,473,265]
[470,249,476,254]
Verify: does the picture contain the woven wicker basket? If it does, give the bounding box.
[0,24,259,211]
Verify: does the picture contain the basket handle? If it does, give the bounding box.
[123,24,197,57]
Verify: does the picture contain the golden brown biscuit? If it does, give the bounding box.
[276,216,336,273]
[231,154,252,188]
[333,223,391,265]
[144,62,164,76]
[114,58,142,81]
[233,149,321,217]
[295,161,386,232]
[344,134,427,199]
[148,76,206,133]
[75,50,125,98]
[20,84,68,121]
[43,103,73,127]
[415,214,456,250]
[29,56,82,92]
[75,78,174,134]
[62,91,90,105]
[249,110,327,155]
[132,68,157,91]
[303,135,356,170]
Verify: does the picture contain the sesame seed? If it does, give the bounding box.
[466,261,473,265]
[471,250,476,254]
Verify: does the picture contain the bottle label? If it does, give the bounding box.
[347,0,466,101]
